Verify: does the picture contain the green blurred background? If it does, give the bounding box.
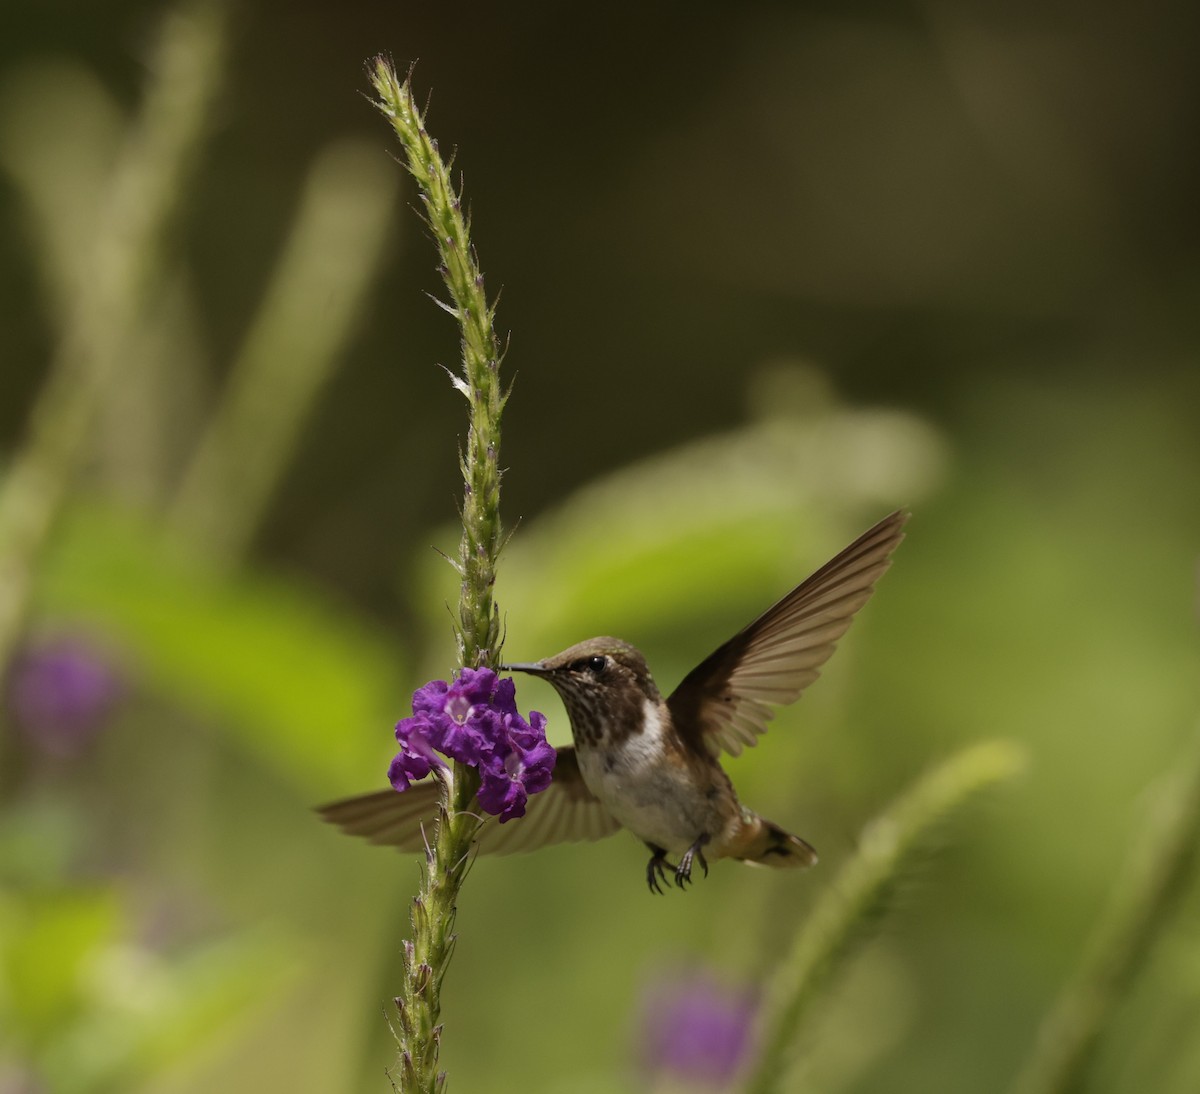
[2,1,1199,1091]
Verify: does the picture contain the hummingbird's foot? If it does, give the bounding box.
[674,834,711,889]
[645,845,675,895]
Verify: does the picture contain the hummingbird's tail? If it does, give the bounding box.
[739,817,819,869]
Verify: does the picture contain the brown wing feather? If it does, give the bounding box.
[667,510,908,757]
[316,747,621,855]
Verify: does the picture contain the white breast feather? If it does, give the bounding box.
[577,699,698,852]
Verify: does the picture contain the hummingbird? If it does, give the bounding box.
[319,509,907,892]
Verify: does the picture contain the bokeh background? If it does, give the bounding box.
[2,1,1199,1091]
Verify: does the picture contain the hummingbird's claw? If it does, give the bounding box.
[645,846,674,895]
[675,835,711,889]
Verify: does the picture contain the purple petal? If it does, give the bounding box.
[410,679,450,718]
[395,712,434,745]
[439,710,498,766]
[504,708,549,752]
[388,727,445,790]
[516,740,556,795]
[388,749,432,791]
[490,675,519,718]
[449,667,498,709]
[477,765,528,822]
[7,635,123,757]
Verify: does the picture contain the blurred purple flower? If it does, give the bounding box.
[638,968,759,1089]
[6,635,123,758]
[390,667,555,821]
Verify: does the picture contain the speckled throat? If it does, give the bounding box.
[503,636,666,752]
[554,681,653,750]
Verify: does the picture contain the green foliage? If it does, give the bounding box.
[1,886,118,1045]
[34,501,403,793]
[1011,727,1200,1094]
[168,140,399,560]
[0,802,291,1094]
[369,60,509,1092]
[489,391,945,654]
[0,0,227,669]
[746,740,1026,1094]
[370,57,506,671]
[2,6,1199,1094]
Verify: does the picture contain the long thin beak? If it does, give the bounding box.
[500,661,549,676]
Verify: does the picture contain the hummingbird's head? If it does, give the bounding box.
[502,638,661,746]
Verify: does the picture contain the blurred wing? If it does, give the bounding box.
[668,510,908,757]
[316,747,622,855]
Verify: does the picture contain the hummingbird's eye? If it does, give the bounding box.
[587,656,607,675]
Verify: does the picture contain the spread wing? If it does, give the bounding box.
[316,746,621,855]
[667,509,908,758]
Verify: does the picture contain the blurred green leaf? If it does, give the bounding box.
[0,886,118,1046]
[44,928,295,1094]
[35,501,405,793]
[425,376,947,657]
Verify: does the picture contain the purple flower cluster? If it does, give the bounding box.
[389,667,555,823]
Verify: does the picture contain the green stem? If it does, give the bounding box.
[169,140,397,560]
[369,60,509,1092]
[744,739,1026,1094]
[1008,726,1200,1094]
[0,0,226,675]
